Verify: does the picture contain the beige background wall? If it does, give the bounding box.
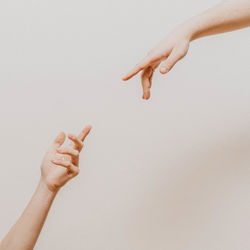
[0,0,250,249]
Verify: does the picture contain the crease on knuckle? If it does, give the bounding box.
[176,47,187,58]
[65,162,71,167]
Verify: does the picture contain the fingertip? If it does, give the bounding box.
[58,131,66,138]
[85,125,92,131]
[159,67,168,74]
[144,94,150,100]
[123,67,141,81]
[142,95,150,100]
[68,133,75,139]
[81,125,92,137]
[143,89,150,100]
[123,75,133,81]
[54,132,66,145]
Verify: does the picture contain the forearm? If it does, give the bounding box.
[0,127,91,250]
[180,0,250,41]
[0,179,57,250]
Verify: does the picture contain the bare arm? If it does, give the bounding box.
[123,0,250,100]
[0,126,92,250]
[190,0,250,40]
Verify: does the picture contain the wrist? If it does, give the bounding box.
[38,178,59,197]
[168,20,195,45]
[176,20,197,42]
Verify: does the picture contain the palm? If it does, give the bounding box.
[41,147,70,191]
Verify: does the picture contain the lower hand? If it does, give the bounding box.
[40,126,92,193]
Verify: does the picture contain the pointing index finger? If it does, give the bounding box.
[78,125,92,142]
[122,57,151,81]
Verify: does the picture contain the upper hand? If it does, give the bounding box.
[123,27,191,100]
[40,126,92,192]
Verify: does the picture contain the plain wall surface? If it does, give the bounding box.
[0,0,250,249]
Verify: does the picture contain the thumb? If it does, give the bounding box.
[53,132,66,148]
[159,47,183,74]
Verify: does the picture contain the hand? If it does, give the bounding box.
[40,126,92,192]
[123,26,191,100]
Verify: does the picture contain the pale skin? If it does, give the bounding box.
[0,126,92,250]
[1,0,250,248]
[123,0,250,100]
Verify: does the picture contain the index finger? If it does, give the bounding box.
[122,57,151,81]
[78,125,92,142]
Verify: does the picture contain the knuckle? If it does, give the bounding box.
[74,168,80,176]
[66,147,71,153]
[56,159,62,164]
[176,46,187,58]
[65,162,71,167]
[74,150,80,157]
[177,50,186,58]
[161,50,169,59]
[146,56,154,64]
